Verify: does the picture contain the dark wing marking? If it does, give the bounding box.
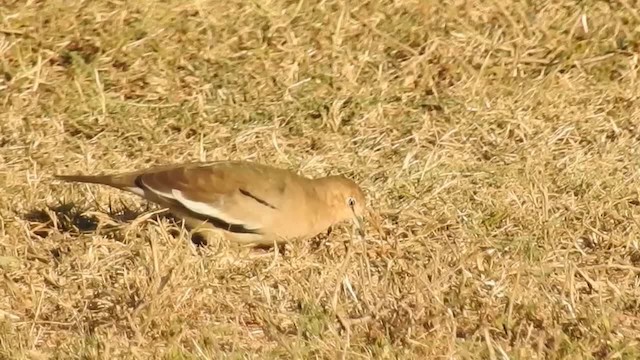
[239,188,277,209]
[134,176,145,190]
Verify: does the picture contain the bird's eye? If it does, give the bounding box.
[347,197,356,207]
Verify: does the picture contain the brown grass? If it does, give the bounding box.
[2,0,640,358]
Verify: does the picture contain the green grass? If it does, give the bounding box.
[2,0,640,358]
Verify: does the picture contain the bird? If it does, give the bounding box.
[54,160,366,246]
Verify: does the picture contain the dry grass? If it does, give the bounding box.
[1,0,640,358]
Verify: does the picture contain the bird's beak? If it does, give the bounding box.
[354,215,365,238]
[349,205,365,238]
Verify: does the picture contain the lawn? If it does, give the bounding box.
[1,0,640,358]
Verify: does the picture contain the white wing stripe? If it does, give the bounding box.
[171,189,257,229]
[138,178,176,200]
[125,187,146,197]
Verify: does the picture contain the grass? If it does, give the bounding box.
[1,0,640,358]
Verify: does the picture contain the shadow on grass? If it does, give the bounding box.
[22,200,208,247]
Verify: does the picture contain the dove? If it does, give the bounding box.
[54,160,366,246]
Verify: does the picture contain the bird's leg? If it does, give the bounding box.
[274,241,287,255]
[190,228,229,249]
[190,232,208,247]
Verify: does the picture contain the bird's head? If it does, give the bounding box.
[321,175,367,237]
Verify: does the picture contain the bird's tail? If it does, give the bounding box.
[54,173,138,190]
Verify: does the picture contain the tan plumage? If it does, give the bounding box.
[54,160,366,246]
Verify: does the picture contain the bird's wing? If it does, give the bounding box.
[136,161,295,234]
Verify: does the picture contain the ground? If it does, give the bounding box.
[1,0,640,358]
